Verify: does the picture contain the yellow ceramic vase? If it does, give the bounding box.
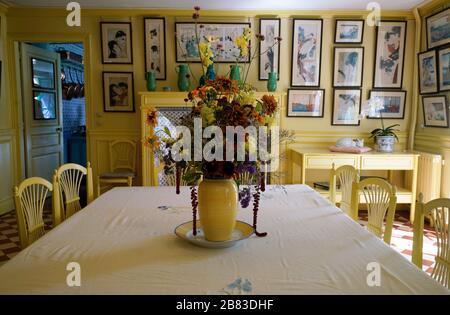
[198,178,238,241]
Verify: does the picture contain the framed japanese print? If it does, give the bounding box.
[334,20,364,44]
[259,18,280,80]
[103,72,135,112]
[373,21,407,89]
[144,18,166,80]
[368,90,406,119]
[438,46,450,92]
[291,19,322,87]
[422,95,448,128]
[333,47,364,87]
[101,22,133,64]
[332,89,361,126]
[426,8,450,49]
[418,50,438,94]
[287,89,325,117]
[175,22,251,63]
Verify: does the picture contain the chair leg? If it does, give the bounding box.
[127,177,132,187]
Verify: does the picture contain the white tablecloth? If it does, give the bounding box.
[0,185,448,294]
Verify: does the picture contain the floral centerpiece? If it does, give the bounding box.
[145,7,284,242]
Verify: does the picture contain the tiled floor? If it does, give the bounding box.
[0,208,438,275]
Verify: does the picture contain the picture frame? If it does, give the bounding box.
[422,95,448,128]
[33,91,56,120]
[418,50,438,94]
[287,89,325,117]
[438,46,450,92]
[175,22,251,63]
[102,72,135,112]
[259,18,281,81]
[333,47,364,87]
[373,20,407,89]
[144,18,166,80]
[367,90,406,119]
[334,20,364,44]
[101,22,133,64]
[332,89,361,126]
[291,19,323,87]
[426,8,450,49]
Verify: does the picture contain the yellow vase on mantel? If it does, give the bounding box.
[197,178,238,241]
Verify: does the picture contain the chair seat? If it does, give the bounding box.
[99,170,136,179]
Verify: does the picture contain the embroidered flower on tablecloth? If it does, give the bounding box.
[221,278,252,295]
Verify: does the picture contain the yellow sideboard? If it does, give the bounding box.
[290,148,419,222]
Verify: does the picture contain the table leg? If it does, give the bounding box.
[410,156,419,223]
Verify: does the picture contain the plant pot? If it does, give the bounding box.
[376,135,395,153]
[197,178,238,241]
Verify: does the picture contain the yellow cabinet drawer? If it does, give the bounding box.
[360,156,414,170]
[305,156,359,169]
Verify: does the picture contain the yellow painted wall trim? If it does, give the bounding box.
[5,7,415,19]
[416,0,449,15]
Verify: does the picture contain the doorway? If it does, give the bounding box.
[18,42,86,183]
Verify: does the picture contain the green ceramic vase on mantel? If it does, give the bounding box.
[145,71,157,91]
[267,72,278,92]
[229,64,241,81]
[176,64,190,92]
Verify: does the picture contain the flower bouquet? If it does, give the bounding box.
[145,7,285,242]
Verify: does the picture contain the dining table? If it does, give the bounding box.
[0,184,448,294]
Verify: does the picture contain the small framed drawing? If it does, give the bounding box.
[103,72,135,112]
[418,50,438,94]
[101,22,133,64]
[175,22,251,63]
[332,89,361,126]
[426,8,450,49]
[373,21,407,89]
[33,91,56,120]
[368,90,406,119]
[333,47,364,87]
[144,18,166,80]
[291,19,322,87]
[422,95,448,128]
[259,18,281,80]
[438,47,450,92]
[287,89,325,117]
[334,20,364,44]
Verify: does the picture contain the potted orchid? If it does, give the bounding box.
[364,97,399,153]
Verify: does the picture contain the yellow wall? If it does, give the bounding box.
[413,0,450,197]
[0,6,419,209]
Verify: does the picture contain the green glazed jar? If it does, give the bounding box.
[229,65,241,81]
[146,72,157,91]
[176,64,190,92]
[267,72,277,92]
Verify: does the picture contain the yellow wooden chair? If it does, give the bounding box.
[412,194,450,289]
[329,163,359,217]
[351,177,397,244]
[97,140,137,196]
[53,162,94,224]
[13,177,59,249]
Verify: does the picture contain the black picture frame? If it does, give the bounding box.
[100,22,133,64]
[33,90,56,120]
[438,46,450,92]
[291,18,323,87]
[334,19,364,44]
[144,17,166,80]
[332,46,364,88]
[286,88,325,118]
[174,22,251,63]
[373,20,407,89]
[367,90,407,119]
[426,7,450,50]
[102,71,135,113]
[258,18,281,81]
[418,49,439,94]
[331,88,361,126]
[422,95,449,128]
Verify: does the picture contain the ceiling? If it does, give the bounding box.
[3,0,425,10]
